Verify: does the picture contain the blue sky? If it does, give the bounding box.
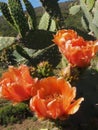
[0,0,70,8]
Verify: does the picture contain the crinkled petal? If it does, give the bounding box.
[30,96,48,118]
[66,98,84,114]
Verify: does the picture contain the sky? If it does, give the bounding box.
[0,0,70,8]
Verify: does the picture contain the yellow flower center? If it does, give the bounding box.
[45,93,62,101]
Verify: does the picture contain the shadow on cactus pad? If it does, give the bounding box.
[20,30,54,49]
[73,68,98,125]
[28,44,62,68]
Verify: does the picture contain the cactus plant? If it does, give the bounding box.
[0,2,16,30]
[0,37,15,51]
[69,0,98,39]
[8,0,29,38]
[40,0,64,29]
[0,0,62,68]
[0,37,16,69]
[23,0,37,30]
[0,0,60,37]
[26,44,61,67]
[38,12,56,32]
[0,0,57,43]
[0,45,17,69]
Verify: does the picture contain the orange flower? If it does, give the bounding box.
[0,65,37,102]
[53,29,98,67]
[30,77,84,119]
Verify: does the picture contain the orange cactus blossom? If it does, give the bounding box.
[0,65,38,102]
[30,77,84,119]
[53,29,98,67]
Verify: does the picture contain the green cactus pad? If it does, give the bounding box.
[23,0,37,30]
[0,2,16,29]
[0,37,15,51]
[8,0,29,38]
[38,11,56,32]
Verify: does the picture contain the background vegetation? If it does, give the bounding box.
[0,0,98,130]
[0,1,85,37]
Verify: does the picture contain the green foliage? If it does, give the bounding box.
[0,37,15,51]
[0,1,78,70]
[65,11,84,32]
[0,2,16,30]
[80,0,98,38]
[38,12,51,30]
[16,45,32,60]
[0,103,32,125]
[49,18,56,32]
[22,30,54,49]
[0,0,62,68]
[92,1,98,28]
[23,0,37,30]
[15,44,61,68]
[40,0,64,29]
[0,45,17,69]
[81,15,89,31]
[0,0,61,62]
[58,55,68,68]
[0,99,11,107]
[70,0,98,39]
[0,0,59,39]
[69,5,80,15]
[86,0,95,11]
[0,17,18,36]
[38,12,56,32]
[8,0,29,37]
[0,37,17,68]
[40,0,61,18]
[0,1,84,36]
[28,44,61,67]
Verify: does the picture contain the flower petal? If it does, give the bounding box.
[30,96,48,118]
[53,29,98,67]
[66,97,84,114]
[0,65,36,102]
[30,77,84,119]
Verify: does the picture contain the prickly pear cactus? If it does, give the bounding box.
[0,37,17,69]
[0,0,58,49]
[23,0,37,30]
[40,0,64,29]
[0,37,15,51]
[8,0,29,38]
[0,0,61,68]
[40,0,63,19]
[26,44,61,67]
[69,0,98,39]
[0,2,16,30]
[38,11,56,32]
